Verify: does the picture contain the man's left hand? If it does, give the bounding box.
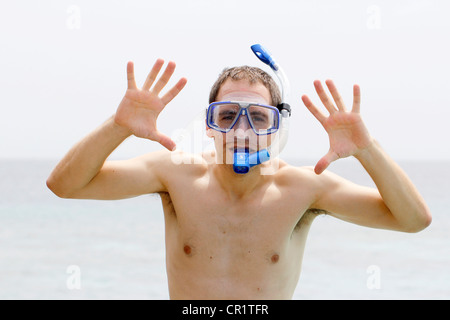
[301,80,373,174]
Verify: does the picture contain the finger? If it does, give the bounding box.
[152,61,176,95]
[127,61,137,89]
[315,149,339,175]
[325,79,346,111]
[161,77,188,105]
[352,84,361,113]
[314,80,337,114]
[301,95,327,124]
[142,59,165,91]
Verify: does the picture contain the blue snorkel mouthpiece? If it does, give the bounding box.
[232,44,291,174]
[233,148,271,174]
[233,149,250,174]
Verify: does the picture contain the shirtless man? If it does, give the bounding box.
[47,58,431,299]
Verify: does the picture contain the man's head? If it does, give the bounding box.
[206,66,282,164]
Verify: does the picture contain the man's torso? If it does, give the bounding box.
[159,155,323,299]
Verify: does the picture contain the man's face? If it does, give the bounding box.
[207,79,275,164]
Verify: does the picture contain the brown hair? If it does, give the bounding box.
[209,66,281,106]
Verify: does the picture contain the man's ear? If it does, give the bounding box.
[206,127,214,138]
[205,118,214,138]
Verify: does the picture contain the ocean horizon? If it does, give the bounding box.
[1,158,449,299]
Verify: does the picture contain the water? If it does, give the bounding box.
[0,158,449,299]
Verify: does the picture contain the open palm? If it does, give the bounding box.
[302,80,373,174]
[115,59,187,150]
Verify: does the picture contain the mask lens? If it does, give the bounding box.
[209,103,240,131]
[248,105,279,134]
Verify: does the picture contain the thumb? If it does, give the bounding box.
[148,130,176,151]
[315,149,339,175]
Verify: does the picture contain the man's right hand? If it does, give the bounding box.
[115,59,187,151]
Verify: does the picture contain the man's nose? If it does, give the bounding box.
[234,114,251,131]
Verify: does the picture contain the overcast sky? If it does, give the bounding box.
[1,0,449,161]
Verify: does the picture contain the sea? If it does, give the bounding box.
[0,158,449,300]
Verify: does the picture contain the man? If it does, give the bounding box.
[47,58,431,299]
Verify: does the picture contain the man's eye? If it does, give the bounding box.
[250,113,267,122]
[220,112,237,120]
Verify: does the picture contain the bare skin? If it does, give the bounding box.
[47,59,431,299]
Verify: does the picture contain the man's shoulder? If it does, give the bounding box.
[274,161,344,190]
[139,150,208,169]
[275,161,318,182]
[143,150,210,178]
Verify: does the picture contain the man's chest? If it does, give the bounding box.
[165,179,313,247]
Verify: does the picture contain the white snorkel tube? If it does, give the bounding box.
[233,44,291,174]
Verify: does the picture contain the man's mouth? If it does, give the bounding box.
[230,136,256,152]
[229,145,256,153]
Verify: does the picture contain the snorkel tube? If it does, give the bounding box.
[233,44,291,174]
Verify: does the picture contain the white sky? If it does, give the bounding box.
[1,0,449,161]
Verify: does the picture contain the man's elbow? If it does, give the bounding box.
[403,208,432,233]
[46,177,74,199]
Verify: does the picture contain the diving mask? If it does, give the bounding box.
[206,101,280,135]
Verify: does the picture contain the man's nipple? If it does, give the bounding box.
[271,254,279,264]
[183,245,192,256]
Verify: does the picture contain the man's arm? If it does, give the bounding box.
[302,80,431,233]
[355,140,431,232]
[46,116,170,199]
[47,59,187,200]
[310,143,431,233]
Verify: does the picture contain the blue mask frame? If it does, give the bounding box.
[206,101,280,136]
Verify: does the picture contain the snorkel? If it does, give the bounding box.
[233,44,291,174]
